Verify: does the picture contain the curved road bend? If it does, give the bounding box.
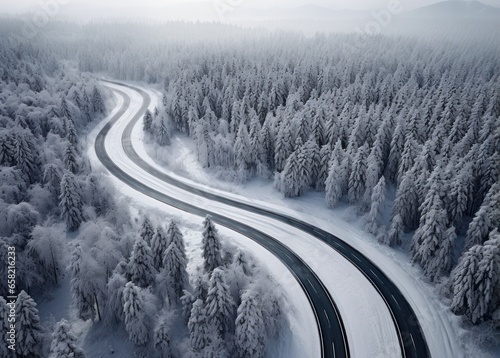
[96,84,349,358]
[103,80,432,358]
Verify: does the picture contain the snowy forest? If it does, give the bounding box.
[0,20,285,357]
[0,9,499,357]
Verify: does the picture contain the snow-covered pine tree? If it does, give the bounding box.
[315,145,332,192]
[123,282,150,346]
[202,216,223,274]
[43,164,62,202]
[234,122,251,171]
[166,220,186,261]
[451,245,482,319]
[140,216,155,246]
[366,176,386,235]
[91,86,105,114]
[426,226,456,281]
[188,299,210,352]
[15,290,44,358]
[15,130,40,184]
[69,245,96,321]
[348,144,368,204]
[280,149,301,198]
[143,109,153,133]
[274,121,293,172]
[63,142,79,174]
[156,118,170,146]
[106,270,127,324]
[383,213,403,247]
[235,290,266,358]
[151,225,168,271]
[49,319,85,358]
[59,171,84,231]
[205,268,235,336]
[163,240,188,302]
[129,238,155,288]
[154,311,172,358]
[325,154,345,209]
[392,169,419,231]
[470,231,500,324]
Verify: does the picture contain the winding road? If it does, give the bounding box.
[95,80,431,358]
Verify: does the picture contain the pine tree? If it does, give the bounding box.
[202,216,223,274]
[106,271,127,324]
[59,171,84,231]
[15,291,44,358]
[91,86,105,114]
[69,245,96,321]
[15,130,40,184]
[315,145,332,192]
[154,312,172,358]
[163,240,188,302]
[43,164,62,203]
[205,268,235,336]
[383,214,403,247]
[280,149,302,198]
[235,290,266,358]
[392,170,419,231]
[156,118,170,146]
[49,319,85,358]
[63,142,79,174]
[366,176,386,234]
[129,238,155,288]
[151,225,168,271]
[234,122,250,170]
[140,216,155,246]
[451,245,482,319]
[123,282,150,346]
[166,220,186,262]
[348,144,368,204]
[188,299,210,352]
[325,155,344,208]
[274,121,293,172]
[143,109,153,133]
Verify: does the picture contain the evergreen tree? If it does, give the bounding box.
[188,299,210,352]
[15,290,44,358]
[49,319,85,358]
[156,118,170,146]
[366,176,386,234]
[235,290,266,358]
[202,216,223,274]
[315,145,332,192]
[143,109,153,133]
[123,282,150,346]
[163,240,188,302]
[151,225,168,271]
[451,245,482,320]
[129,238,155,288]
[106,271,127,324]
[325,154,345,208]
[154,311,172,358]
[69,245,96,321]
[383,214,403,247]
[59,171,84,231]
[15,130,40,184]
[91,86,105,114]
[140,216,155,246]
[206,268,235,336]
[392,170,419,231]
[348,144,368,204]
[234,122,251,170]
[166,220,186,262]
[63,142,79,174]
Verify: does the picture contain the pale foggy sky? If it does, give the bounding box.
[1,0,499,13]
